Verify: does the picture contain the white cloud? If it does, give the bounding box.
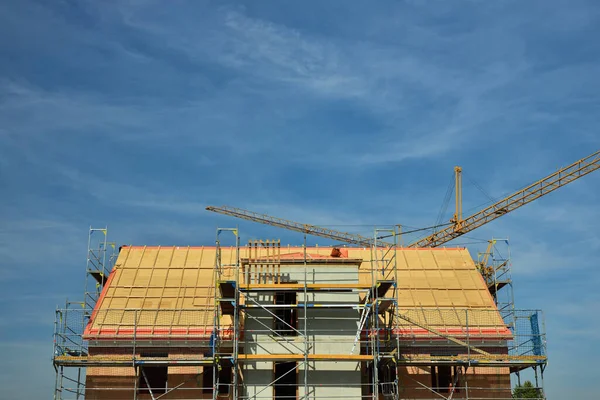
[2,3,600,400]
[89,5,541,169]
[212,9,536,167]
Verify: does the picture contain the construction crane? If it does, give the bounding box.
[205,205,393,247]
[207,149,600,248]
[409,149,600,247]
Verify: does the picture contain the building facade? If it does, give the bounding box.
[53,239,547,399]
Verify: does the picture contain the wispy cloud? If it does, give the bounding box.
[1,1,600,398]
[96,5,540,168]
[218,9,369,100]
[212,8,535,166]
[0,81,147,136]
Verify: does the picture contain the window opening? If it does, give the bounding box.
[138,366,167,395]
[274,292,297,336]
[274,361,297,400]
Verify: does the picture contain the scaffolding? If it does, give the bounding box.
[52,227,547,399]
[477,239,515,321]
[54,227,117,400]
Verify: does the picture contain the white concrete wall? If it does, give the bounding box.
[243,361,274,400]
[242,264,363,400]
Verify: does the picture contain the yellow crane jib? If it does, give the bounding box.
[408,149,600,248]
[206,150,599,249]
[205,205,394,248]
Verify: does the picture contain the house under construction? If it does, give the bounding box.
[53,227,547,399]
[52,151,600,399]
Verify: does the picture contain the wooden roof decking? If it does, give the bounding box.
[84,246,508,339]
[84,246,234,338]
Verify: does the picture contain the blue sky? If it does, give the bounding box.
[1,0,599,398]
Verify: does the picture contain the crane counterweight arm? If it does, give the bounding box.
[408,150,600,248]
[205,205,394,247]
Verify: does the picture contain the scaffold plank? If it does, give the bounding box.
[239,283,373,291]
[396,353,547,367]
[238,354,374,361]
[54,355,215,367]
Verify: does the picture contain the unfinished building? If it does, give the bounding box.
[52,151,600,399]
[53,228,547,399]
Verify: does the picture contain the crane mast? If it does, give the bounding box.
[450,166,463,230]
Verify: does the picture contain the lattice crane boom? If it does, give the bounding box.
[407,149,600,248]
[205,205,394,247]
[207,150,599,249]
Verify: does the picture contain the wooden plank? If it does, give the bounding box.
[238,354,373,361]
[239,283,373,291]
